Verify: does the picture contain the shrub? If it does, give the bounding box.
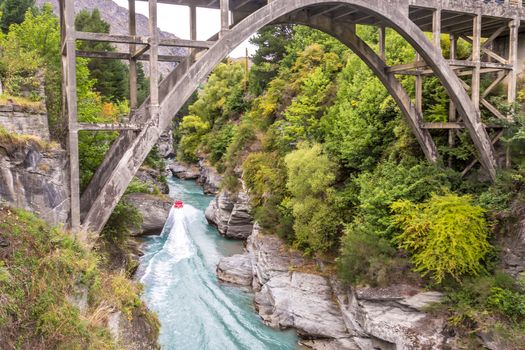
[338,218,416,287]
[355,159,452,239]
[392,193,492,283]
[284,142,340,254]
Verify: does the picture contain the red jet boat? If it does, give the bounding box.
[173,200,184,209]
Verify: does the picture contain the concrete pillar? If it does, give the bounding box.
[129,0,138,111]
[220,0,229,38]
[472,14,481,110]
[190,5,197,62]
[448,33,457,166]
[149,0,159,110]
[415,53,423,115]
[432,9,442,54]
[60,0,81,232]
[379,26,386,61]
[508,18,519,109]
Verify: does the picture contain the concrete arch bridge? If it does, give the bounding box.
[58,0,525,234]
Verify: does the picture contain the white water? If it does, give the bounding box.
[137,178,299,350]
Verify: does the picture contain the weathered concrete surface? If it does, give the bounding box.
[0,104,49,141]
[216,225,448,349]
[0,142,69,226]
[124,193,172,236]
[205,190,253,239]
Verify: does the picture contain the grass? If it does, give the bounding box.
[0,206,159,349]
[0,94,45,112]
[0,125,59,152]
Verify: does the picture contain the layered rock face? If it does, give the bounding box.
[0,104,50,141]
[197,159,222,194]
[169,161,200,180]
[0,142,70,226]
[217,226,448,350]
[205,190,253,239]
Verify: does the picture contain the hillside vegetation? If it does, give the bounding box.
[175,25,525,346]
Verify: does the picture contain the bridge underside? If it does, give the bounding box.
[59,0,524,235]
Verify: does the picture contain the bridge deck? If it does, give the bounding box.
[138,0,525,37]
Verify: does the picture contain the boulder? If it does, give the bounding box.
[205,190,253,239]
[216,253,253,286]
[169,161,200,180]
[124,193,172,236]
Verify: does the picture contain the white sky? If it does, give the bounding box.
[113,0,256,58]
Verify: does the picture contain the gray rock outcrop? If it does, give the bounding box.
[0,141,70,226]
[169,161,200,180]
[0,104,49,141]
[135,167,169,194]
[216,225,448,350]
[124,193,172,236]
[197,159,222,194]
[205,190,253,239]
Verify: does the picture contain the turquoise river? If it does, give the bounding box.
[136,177,299,350]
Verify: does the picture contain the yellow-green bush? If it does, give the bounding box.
[392,193,492,283]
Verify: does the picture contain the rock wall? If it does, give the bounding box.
[217,225,449,350]
[197,159,222,194]
[0,142,70,226]
[205,190,253,239]
[124,193,172,236]
[0,104,49,141]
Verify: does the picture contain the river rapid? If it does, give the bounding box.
[136,177,299,350]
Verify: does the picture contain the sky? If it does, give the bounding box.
[113,0,256,58]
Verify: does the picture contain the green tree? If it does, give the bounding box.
[0,0,34,33]
[392,193,492,283]
[249,25,294,95]
[75,9,129,101]
[284,143,340,254]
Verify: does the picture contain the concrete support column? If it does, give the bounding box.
[220,0,229,38]
[415,53,423,115]
[190,5,197,62]
[472,14,482,110]
[149,0,159,112]
[432,9,441,54]
[508,18,519,109]
[379,26,386,61]
[60,0,81,232]
[129,0,138,111]
[448,33,457,165]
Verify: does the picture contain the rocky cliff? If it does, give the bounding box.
[0,102,70,226]
[217,225,450,350]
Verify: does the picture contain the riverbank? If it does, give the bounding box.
[136,177,299,349]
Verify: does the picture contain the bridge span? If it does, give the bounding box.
[59,0,525,234]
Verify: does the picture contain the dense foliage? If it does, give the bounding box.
[175,23,525,344]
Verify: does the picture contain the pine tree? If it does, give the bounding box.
[0,0,35,33]
[75,9,129,102]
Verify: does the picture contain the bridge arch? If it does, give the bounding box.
[82,0,498,233]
